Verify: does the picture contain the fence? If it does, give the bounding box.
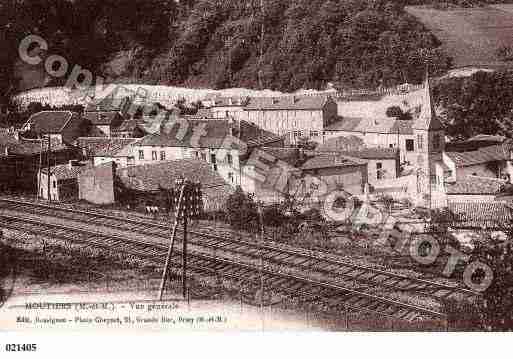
[11,83,426,111]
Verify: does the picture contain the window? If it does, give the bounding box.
[52,181,56,188]
[433,134,441,150]
[228,172,234,183]
[195,151,199,159]
[201,152,206,161]
[406,139,414,152]
[376,162,383,180]
[152,151,157,160]
[138,150,144,160]
[160,151,165,161]
[417,134,424,150]
[310,131,319,137]
[389,143,394,148]
[226,153,233,165]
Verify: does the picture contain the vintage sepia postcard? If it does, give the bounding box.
[1,1,513,353]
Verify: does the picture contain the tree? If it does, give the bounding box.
[296,137,317,150]
[386,105,412,121]
[224,186,258,231]
[472,234,513,331]
[446,230,513,331]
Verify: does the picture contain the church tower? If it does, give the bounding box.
[413,71,445,207]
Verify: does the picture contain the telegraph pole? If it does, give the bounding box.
[158,179,186,301]
[46,134,51,202]
[158,180,202,301]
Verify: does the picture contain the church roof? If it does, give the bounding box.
[413,73,444,131]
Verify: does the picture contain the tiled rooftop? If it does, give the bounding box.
[446,142,513,167]
[446,176,507,195]
[244,96,331,111]
[76,137,137,157]
[42,163,83,180]
[448,201,513,229]
[301,152,368,171]
[135,119,281,149]
[24,111,79,134]
[324,117,414,135]
[117,159,233,203]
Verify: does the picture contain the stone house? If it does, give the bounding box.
[240,147,369,205]
[75,137,138,168]
[443,142,513,183]
[130,119,283,187]
[0,133,81,193]
[237,96,338,145]
[83,96,131,137]
[203,96,249,119]
[38,161,83,201]
[21,111,87,145]
[116,159,233,212]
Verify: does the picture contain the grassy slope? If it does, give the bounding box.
[406,5,513,68]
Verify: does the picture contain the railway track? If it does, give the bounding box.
[0,198,477,302]
[0,213,444,322]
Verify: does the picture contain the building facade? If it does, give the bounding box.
[237,96,338,144]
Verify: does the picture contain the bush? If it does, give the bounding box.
[224,187,259,231]
[262,204,289,227]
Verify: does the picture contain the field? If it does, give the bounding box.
[406,5,513,68]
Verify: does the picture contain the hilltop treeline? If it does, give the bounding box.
[435,70,513,140]
[0,0,475,99]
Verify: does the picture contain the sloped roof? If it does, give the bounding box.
[446,176,507,195]
[134,119,281,149]
[42,163,83,180]
[325,117,414,135]
[413,75,444,131]
[467,134,506,143]
[0,133,68,156]
[188,108,214,118]
[257,147,301,167]
[337,148,399,160]
[118,159,233,201]
[83,111,122,125]
[25,111,79,134]
[301,153,367,170]
[244,96,330,111]
[84,96,130,112]
[317,135,365,152]
[448,202,513,229]
[446,143,513,167]
[113,119,144,132]
[76,137,136,157]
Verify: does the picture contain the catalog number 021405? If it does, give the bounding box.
[5,344,38,352]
